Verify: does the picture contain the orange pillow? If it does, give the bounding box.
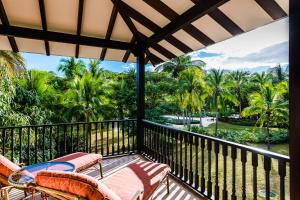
[36,170,121,200]
[0,155,21,178]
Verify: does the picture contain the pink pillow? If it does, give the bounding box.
[36,170,121,200]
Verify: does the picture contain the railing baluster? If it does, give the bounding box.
[95,123,98,153]
[264,156,271,200]
[10,129,14,161]
[101,122,104,155]
[195,136,199,189]
[64,125,67,155]
[106,122,109,156]
[175,131,179,176]
[132,120,135,152]
[117,121,120,154]
[19,127,22,163]
[76,124,79,152]
[207,140,212,198]
[27,127,30,164]
[42,126,46,162]
[34,127,38,163]
[180,132,183,179]
[112,121,115,155]
[71,124,73,153]
[1,129,5,156]
[231,147,237,200]
[222,144,228,200]
[89,123,92,153]
[184,134,188,182]
[201,138,205,193]
[252,153,258,200]
[278,160,286,200]
[215,142,220,199]
[49,126,53,160]
[241,149,247,200]
[122,120,125,153]
[189,134,193,185]
[127,120,130,153]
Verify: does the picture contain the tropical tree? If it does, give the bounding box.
[63,73,106,122]
[207,69,238,135]
[229,71,249,118]
[58,58,85,79]
[155,55,205,78]
[0,50,25,76]
[178,67,207,129]
[252,72,272,88]
[242,83,289,149]
[88,59,103,78]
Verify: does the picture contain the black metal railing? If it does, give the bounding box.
[0,119,137,165]
[142,120,290,200]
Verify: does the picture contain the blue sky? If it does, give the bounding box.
[23,18,288,74]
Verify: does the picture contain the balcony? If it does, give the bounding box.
[0,119,289,200]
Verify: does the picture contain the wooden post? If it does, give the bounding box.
[136,46,145,152]
[289,1,300,199]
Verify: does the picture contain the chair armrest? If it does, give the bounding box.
[130,190,143,200]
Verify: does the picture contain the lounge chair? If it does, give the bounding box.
[0,152,103,199]
[34,160,171,200]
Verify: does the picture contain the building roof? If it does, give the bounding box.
[0,0,288,65]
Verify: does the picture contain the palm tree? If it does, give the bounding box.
[88,59,103,78]
[252,72,272,88]
[58,58,85,79]
[0,50,25,76]
[229,71,249,118]
[207,69,238,135]
[242,83,288,149]
[178,67,207,129]
[155,55,205,78]
[63,73,105,122]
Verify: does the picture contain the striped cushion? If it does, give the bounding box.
[52,152,102,172]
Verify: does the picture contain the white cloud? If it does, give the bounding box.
[192,18,289,70]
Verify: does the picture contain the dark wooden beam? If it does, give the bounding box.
[116,1,175,61]
[122,36,135,62]
[289,1,300,200]
[38,0,50,56]
[145,0,228,47]
[255,0,287,20]
[146,50,163,64]
[75,0,84,58]
[136,48,145,152]
[0,25,134,50]
[143,0,214,46]
[0,0,18,52]
[100,1,120,60]
[209,8,243,36]
[118,1,192,53]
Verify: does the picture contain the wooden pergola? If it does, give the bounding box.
[0,0,298,199]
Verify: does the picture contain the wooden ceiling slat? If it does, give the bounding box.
[145,0,228,48]
[0,0,18,52]
[0,25,134,50]
[38,0,50,56]
[119,1,192,53]
[209,8,243,36]
[255,0,287,20]
[143,0,214,46]
[75,0,84,58]
[146,51,163,64]
[100,1,120,60]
